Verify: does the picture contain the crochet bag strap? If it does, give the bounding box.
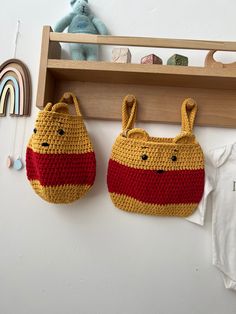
[59,92,82,116]
[122,95,137,134]
[180,98,198,134]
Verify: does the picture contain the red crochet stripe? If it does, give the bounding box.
[107,159,204,205]
[26,147,96,186]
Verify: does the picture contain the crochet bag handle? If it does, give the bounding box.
[59,92,82,116]
[122,95,137,133]
[180,98,198,134]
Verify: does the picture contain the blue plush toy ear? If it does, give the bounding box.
[70,0,88,4]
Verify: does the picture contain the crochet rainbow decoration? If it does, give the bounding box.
[0,59,31,116]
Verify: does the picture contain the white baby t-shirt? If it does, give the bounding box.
[187,142,236,290]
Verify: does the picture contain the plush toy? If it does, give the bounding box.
[107,96,205,217]
[54,0,108,60]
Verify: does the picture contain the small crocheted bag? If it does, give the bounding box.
[107,95,205,217]
[26,92,96,204]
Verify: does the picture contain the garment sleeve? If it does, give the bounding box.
[186,152,216,226]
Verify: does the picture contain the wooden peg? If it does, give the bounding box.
[205,50,236,68]
[186,98,196,110]
[126,95,136,104]
[61,92,74,103]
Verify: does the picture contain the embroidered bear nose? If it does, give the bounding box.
[42,142,49,147]
[156,170,165,174]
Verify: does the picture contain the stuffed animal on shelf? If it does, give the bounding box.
[54,0,108,61]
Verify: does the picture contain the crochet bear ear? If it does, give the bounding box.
[51,103,70,115]
[173,132,197,144]
[126,128,149,141]
[44,102,70,115]
[44,102,54,111]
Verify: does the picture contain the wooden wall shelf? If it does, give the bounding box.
[37,26,236,128]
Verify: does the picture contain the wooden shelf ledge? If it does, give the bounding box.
[36,26,236,128]
[47,59,236,89]
[50,31,236,51]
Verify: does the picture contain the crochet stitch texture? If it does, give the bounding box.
[26,92,96,204]
[107,95,205,217]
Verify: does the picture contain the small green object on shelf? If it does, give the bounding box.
[167,54,188,66]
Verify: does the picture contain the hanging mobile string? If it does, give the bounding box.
[7,20,23,169]
[17,115,28,170]
[13,20,21,58]
[13,20,25,171]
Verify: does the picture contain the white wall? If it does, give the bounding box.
[0,1,236,313]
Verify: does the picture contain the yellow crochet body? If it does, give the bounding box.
[26,93,96,204]
[107,95,205,217]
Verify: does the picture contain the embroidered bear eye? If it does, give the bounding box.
[57,129,65,136]
[171,155,177,162]
[141,154,148,160]
[33,128,37,134]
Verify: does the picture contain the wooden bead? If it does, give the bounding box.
[112,48,132,63]
[13,157,23,171]
[167,54,188,66]
[7,156,13,168]
[141,54,163,65]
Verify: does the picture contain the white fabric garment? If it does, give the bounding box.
[187,142,236,290]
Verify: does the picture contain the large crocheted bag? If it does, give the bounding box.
[26,92,96,204]
[107,95,205,217]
